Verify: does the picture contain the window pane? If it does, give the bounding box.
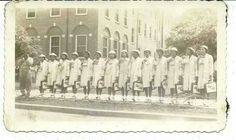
[103,48,107,58]
[122,43,126,50]
[27,9,35,18]
[105,8,109,17]
[77,46,86,53]
[114,40,118,49]
[131,28,134,42]
[115,10,119,22]
[51,47,59,56]
[77,8,87,14]
[51,37,59,46]
[124,10,127,25]
[103,37,108,47]
[51,8,60,16]
[77,36,87,46]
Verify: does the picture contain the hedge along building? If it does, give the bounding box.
[16,7,162,58]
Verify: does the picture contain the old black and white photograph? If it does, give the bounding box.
[4,1,226,132]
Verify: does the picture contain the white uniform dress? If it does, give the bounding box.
[197,54,213,89]
[182,55,197,91]
[154,56,167,88]
[92,58,105,87]
[104,59,119,88]
[69,58,81,85]
[47,60,59,86]
[118,58,130,88]
[141,57,154,88]
[56,59,70,85]
[167,56,183,89]
[36,60,48,87]
[80,58,93,87]
[129,57,142,88]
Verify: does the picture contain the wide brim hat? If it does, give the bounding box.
[170,47,178,52]
[39,54,46,58]
[108,50,116,55]
[132,50,140,55]
[121,50,128,53]
[187,47,195,53]
[49,53,57,57]
[200,45,208,50]
[144,48,151,53]
[72,52,78,56]
[84,51,91,56]
[62,52,68,57]
[95,51,102,57]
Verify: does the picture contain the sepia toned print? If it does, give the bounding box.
[4,1,226,132]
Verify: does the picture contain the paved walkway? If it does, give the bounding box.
[15,88,217,108]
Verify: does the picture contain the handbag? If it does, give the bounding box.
[192,84,200,94]
[133,81,143,91]
[42,81,48,89]
[113,82,120,91]
[175,84,183,94]
[75,81,80,89]
[206,82,216,93]
[126,82,131,91]
[97,80,105,89]
[63,79,69,88]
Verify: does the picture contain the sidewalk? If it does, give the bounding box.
[15,89,217,121]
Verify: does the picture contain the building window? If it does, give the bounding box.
[144,24,147,37]
[26,8,36,19]
[113,40,119,56]
[138,20,141,34]
[50,8,61,17]
[103,37,109,58]
[122,35,128,51]
[115,10,119,23]
[76,8,88,15]
[124,10,127,26]
[149,26,152,39]
[131,28,134,42]
[105,8,109,18]
[76,35,87,53]
[50,36,60,57]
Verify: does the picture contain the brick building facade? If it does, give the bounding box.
[16,7,163,58]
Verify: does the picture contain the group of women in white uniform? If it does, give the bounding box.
[36,45,215,102]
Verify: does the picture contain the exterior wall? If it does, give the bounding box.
[97,8,136,58]
[136,8,160,57]
[16,7,163,58]
[16,8,98,58]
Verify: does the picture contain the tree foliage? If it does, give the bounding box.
[15,26,42,60]
[166,8,217,55]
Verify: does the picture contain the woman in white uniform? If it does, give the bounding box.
[56,52,70,93]
[81,51,93,99]
[129,50,142,102]
[182,47,197,93]
[197,45,214,99]
[142,49,154,102]
[154,49,167,103]
[104,51,119,100]
[36,54,48,94]
[92,51,105,100]
[167,47,183,99]
[69,52,81,93]
[47,53,58,93]
[119,50,130,101]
